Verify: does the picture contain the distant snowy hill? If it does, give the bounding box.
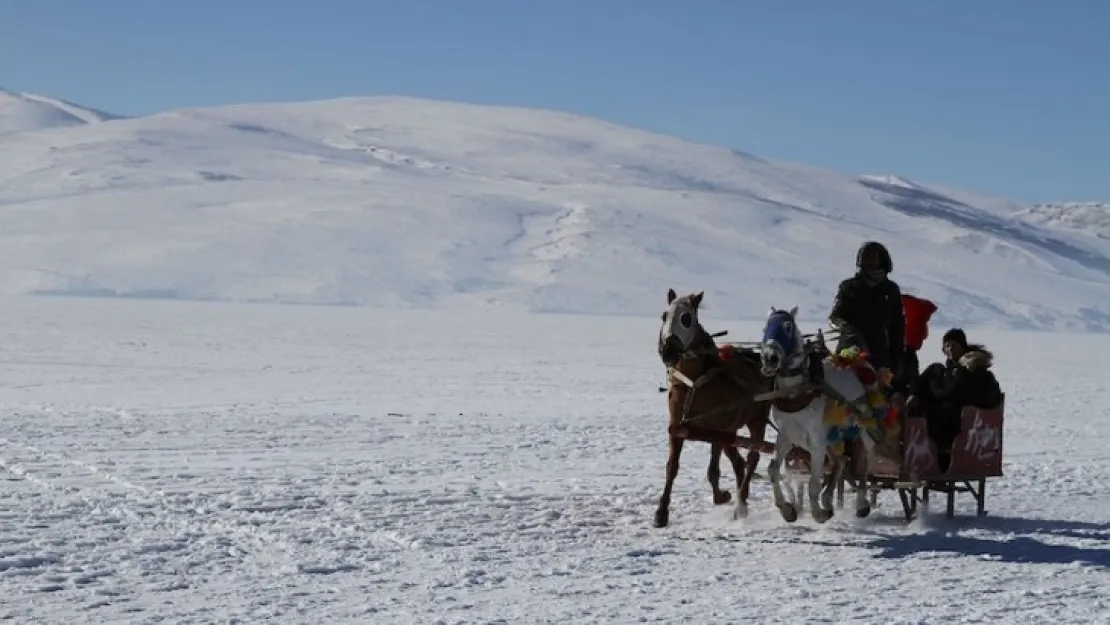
[1016,202,1110,240]
[0,91,1108,331]
[0,88,123,135]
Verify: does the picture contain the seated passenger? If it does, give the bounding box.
[906,328,1002,471]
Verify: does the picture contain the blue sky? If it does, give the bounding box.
[2,0,1108,203]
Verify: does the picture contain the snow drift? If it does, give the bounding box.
[0,88,122,136]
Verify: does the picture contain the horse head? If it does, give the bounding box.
[760,306,807,378]
[658,288,708,368]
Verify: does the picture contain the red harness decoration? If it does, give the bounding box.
[718,344,737,361]
[829,348,878,386]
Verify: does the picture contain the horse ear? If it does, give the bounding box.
[691,291,703,307]
[667,288,676,304]
[789,305,798,318]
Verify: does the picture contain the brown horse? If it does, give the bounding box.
[654,289,774,528]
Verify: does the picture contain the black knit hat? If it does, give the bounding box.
[855,241,893,273]
[942,328,968,348]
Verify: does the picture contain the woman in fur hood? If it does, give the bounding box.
[926,328,1003,409]
[908,328,1003,469]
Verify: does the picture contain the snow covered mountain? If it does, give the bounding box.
[0,91,1107,331]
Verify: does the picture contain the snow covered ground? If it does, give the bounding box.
[0,296,1106,624]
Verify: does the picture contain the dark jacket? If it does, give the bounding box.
[909,345,1002,457]
[924,346,1003,410]
[829,274,905,373]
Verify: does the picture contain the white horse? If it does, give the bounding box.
[759,306,877,523]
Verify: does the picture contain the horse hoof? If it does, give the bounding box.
[813,509,833,524]
[732,503,748,520]
[653,509,670,528]
[779,504,798,523]
[855,504,872,518]
[713,490,732,505]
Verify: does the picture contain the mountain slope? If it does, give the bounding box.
[1,93,1108,331]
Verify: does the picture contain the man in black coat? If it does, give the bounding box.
[828,241,906,377]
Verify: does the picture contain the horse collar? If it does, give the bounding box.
[779,351,810,382]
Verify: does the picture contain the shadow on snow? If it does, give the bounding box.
[680,513,1110,570]
[869,514,1110,570]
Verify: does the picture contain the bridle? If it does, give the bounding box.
[661,324,763,428]
[760,310,809,382]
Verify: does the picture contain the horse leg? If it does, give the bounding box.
[853,437,873,518]
[767,424,797,522]
[808,438,834,524]
[707,442,732,505]
[783,447,800,512]
[654,435,685,528]
[721,445,748,519]
[740,418,766,505]
[822,452,847,515]
[808,457,831,522]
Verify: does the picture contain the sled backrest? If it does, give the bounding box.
[946,394,1005,478]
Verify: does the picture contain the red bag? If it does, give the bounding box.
[902,294,937,351]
